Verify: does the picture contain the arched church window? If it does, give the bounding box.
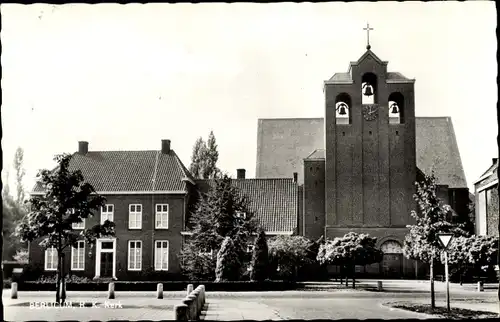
[335,93,352,125]
[380,240,403,254]
[361,72,378,105]
[388,92,405,124]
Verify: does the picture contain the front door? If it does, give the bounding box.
[100,252,113,278]
[381,253,403,278]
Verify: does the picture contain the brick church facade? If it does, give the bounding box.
[256,48,470,277]
[28,48,470,280]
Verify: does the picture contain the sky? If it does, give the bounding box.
[1,2,497,193]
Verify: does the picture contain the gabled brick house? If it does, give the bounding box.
[28,140,299,280]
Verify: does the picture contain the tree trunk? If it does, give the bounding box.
[430,258,435,310]
[352,264,356,289]
[55,255,61,304]
[61,253,66,305]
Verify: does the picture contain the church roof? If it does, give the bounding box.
[328,71,411,83]
[194,178,298,233]
[256,117,467,189]
[32,150,192,194]
[305,149,326,160]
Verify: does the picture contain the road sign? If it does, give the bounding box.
[437,233,453,249]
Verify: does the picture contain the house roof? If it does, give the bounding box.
[256,117,468,188]
[194,178,298,233]
[32,150,192,194]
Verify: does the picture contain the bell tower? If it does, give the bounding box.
[323,25,416,237]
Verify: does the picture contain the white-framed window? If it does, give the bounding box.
[45,247,58,271]
[128,240,142,271]
[154,240,169,271]
[129,204,142,229]
[101,204,114,224]
[155,204,169,229]
[71,241,85,271]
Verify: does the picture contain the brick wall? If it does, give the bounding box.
[28,193,186,280]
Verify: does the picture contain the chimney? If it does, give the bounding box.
[161,139,171,154]
[293,172,298,183]
[78,141,88,154]
[237,169,246,179]
[493,158,498,165]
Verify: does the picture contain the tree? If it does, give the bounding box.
[2,169,26,261]
[13,249,29,263]
[250,229,269,281]
[13,147,26,205]
[403,172,467,309]
[179,175,259,280]
[204,131,220,179]
[317,232,383,288]
[447,235,499,284]
[268,235,316,281]
[446,236,470,285]
[189,132,220,179]
[215,237,241,282]
[16,154,115,304]
[189,137,207,179]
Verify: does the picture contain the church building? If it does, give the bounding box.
[256,42,470,277]
[28,36,470,281]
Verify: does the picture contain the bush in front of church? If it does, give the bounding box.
[267,235,318,281]
[215,236,242,282]
[317,232,383,287]
[250,229,270,281]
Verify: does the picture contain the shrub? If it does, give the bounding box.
[268,235,317,281]
[250,230,269,281]
[215,237,241,282]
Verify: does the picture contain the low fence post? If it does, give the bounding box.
[477,281,484,292]
[377,281,383,291]
[187,283,193,295]
[187,294,198,319]
[182,297,194,321]
[157,283,163,299]
[174,304,188,321]
[11,282,18,299]
[108,282,115,299]
[195,287,202,312]
[200,285,205,307]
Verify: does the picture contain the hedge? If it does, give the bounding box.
[5,280,297,292]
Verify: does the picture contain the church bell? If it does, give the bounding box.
[337,103,347,115]
[390,103,399,114]
[363,85,373,96]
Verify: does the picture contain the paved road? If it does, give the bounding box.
[2,280,499,321]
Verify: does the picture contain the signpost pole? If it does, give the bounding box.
[437,233,453,313]
[444,251,450,312]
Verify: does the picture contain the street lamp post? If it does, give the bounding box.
[437,232,454,313]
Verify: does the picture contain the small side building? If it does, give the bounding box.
[474,158,499,236]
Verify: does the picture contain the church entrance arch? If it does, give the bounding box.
[380,240,403,278]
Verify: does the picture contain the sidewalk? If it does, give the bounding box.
[201,299,280,320]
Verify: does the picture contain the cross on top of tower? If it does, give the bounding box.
[363,23,374,50]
